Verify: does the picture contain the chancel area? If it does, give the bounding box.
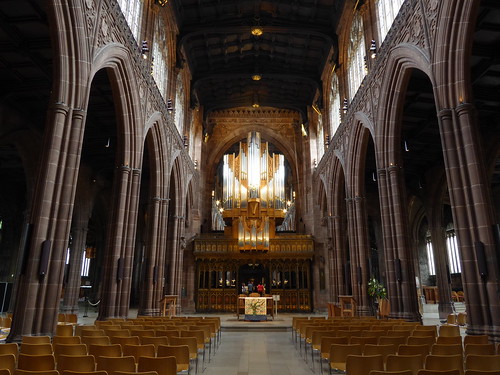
[0,0,499,350]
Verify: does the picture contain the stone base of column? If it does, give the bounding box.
[466,324,500,342]
[60,305,79,314]
[138,308,161,317]
[438,301,454,319]
[357,305,374,317]
[389,311,421,322]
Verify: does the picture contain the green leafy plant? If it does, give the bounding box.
[367,278,387,300]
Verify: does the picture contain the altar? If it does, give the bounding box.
[238,296,273,321]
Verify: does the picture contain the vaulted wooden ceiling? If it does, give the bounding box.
[172,0,345,118]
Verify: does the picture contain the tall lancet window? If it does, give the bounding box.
[174,73,185,134]
[376,0,405,43]
[152,17,168,98]
[347,12,366,100]
[117,0,142,41]
[329,74,341,137]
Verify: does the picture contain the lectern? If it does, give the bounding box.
[160,295,177,317]
[338,295,356,317]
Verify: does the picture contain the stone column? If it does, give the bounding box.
[167,216,185,303]
[438,105,499,337]
[345,195,371,315]
[378,164,420,321]
[98,166,142,320]
[429,225,453,319]
[138,196,169,316]
[9,105,86,339]
[328,215,346,303]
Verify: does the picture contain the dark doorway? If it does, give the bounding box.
[239,263,269,293]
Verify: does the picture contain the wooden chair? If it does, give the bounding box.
[14,370,59,375]
[105,329,131,338]
[53,336,81,345]
[436,336,462,345]
[350,336,379,351]
[157,345,190,374]
[388,331,413,339]
[386,354,424,375]
[465,354,500,372]
[464,371,500,375]
[398,344,431,357]
[438,325,460,337]
[0,369,10,375]
[140,336,169,351]
[56,325,74,337]
[0,344,19,360]
[63,371,107,375]
[417,371,460,375]
[0,354,16,374]
[339,296,357,317]
[82,336,111,346]
[328,343,362,373]
[447,314,457,325]
[130,329,155,339]
[96,356,136,375]
[80,330,106,337]
[21,336,51,344]
[115,372,159,375]
[346,354,384,375]
[138,356,177,375]
[54,344,88,361]
[407,336,436,351]
[122,344,155,364]
[424,354,463,375]
[88,344,122,359]
[379,336,408,347]
[463,335,489,346]
[370,371,413,375]
[457,313,467,326]
[110,336,140,346]
[17,354,56,371]
[155,330,180,341]
[319,336,349,374]
[364,344,398,365]
[57,354,96,372]
[19,343,53,355]
[170,336,198,374]
[431,344,463,356]
[464,344,496,356]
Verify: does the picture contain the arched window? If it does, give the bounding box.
[174,73,185,134]
[152,17,168,98]
[347,12,366,100]
[425,230,436,276]
[117,0,142,41]
[375,0,405,43]
[317,115,325,161]
[329,74,341,137]
[445,223,461,274]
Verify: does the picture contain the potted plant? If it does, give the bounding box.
[367,278,387,317]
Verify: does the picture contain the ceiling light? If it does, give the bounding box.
[156,0,168,6]
[252,103,260,108]
[251,27,263,36]
[251,74,262,81]
[370,39,377,59]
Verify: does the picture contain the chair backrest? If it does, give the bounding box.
[363,344,397,363]
[456,313,467,326]
[14,370,59,375]
[329,344,362,372]
[82,336,111,346]
[157,344,190,370]
[407,336,436,350]
[436,336,462,345]
[155,330,180,340]
[88,344,122,359]
[346,354,384,375]
[17,353,56,371]
[21,336,51,344]
[19,343,53,355]
[464,343,495,356]
[140,336,169,350]
[463,335,489,346]
[138,356,177,375]
[431,344,463,356]
[369,371,413,375]
[417,370,460,375]
[398,344,431,357]
[96,355,136,375]
[105,329,131,338]
[379,336,408,347]
[0,343,19,359]
[63,371,107,375]
[465,354,500,371]
[386,354,424,375]
[53,336,82,345]
[425,354,463,374]
[464,371,500,375]
[57,354,96,372]
[320,336,349,357]
[130,329,155,338]
[56,325,75,337]
[438,325,460,337]
[54,343,88,360]
[0,353,16,373]
[169,336,197,358]
[122,344,155,363]
[81,330,106,337]
[110,336,140,346]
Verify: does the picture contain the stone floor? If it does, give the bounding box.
[75,303,466,375]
